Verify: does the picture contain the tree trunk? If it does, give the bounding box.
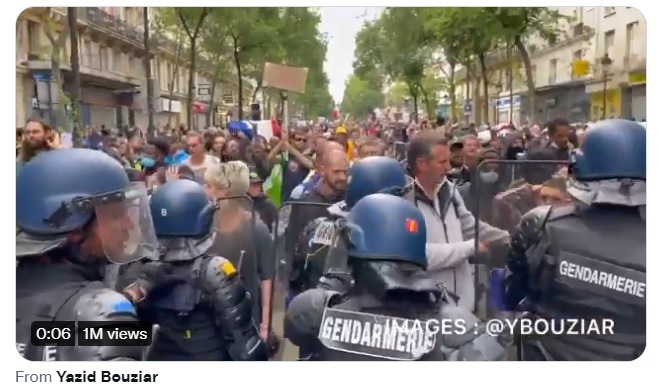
[167,39,183,129]
[186,37,196,129]
[514,35,535,123]
[478,53,489,124]
[418,84,433,121]
[178,9,210,130]
[67,7,82,143]
[50,56,68,130]
[448,60,457,122]
[143,7,155,138]
[206,62,222,127]
[252,83,261,103]
[233,39,244,120]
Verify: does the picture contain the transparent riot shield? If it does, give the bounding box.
[394,141,408,162]
[208,195,258,317]
[271,200,334,361]
[472,158,570,320]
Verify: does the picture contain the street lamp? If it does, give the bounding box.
[600,53,613,120]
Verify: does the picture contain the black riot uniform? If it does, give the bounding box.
[131,179,268,361]
[288,156,416,295]
[285,194,507,361]
[16,149,162,361]
[503,119,646,360]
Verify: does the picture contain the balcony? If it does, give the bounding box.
[79,7,144,50]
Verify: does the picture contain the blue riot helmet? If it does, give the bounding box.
[344,193,427,269]
[150,179,216,238]
[16,149,158,263]
[572,119,646,181]
[345,156,413,209]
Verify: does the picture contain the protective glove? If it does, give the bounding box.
[124,261,188,302]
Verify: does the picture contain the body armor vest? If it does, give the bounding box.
[525,205,646,360]
[139,256,228,361]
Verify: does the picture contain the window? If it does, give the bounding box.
[83,40,92,67]
[112,49,123,73]
[571,50,583,79]
[604,7,616,16]
[626,22,638,57]
[530,65,537,86]
[572,22,585,38]
[27,21,40,55]
[604,30,615,58]
[548,59,557,85]
[99,46,108,71]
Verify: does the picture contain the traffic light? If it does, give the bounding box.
[250,103,261,121]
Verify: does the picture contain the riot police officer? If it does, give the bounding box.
[503,119,646,360]
[16,149,161,361]
[291,156,414,296]
[285,194,507,361]
[130,179,268,361]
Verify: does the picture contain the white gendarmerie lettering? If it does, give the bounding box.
[558,260,646,299]
[320,314,436,355]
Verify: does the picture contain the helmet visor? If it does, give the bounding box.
[93,183,158,264]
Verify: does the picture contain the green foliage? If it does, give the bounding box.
[155,7,335,120]
[340,74,384,119]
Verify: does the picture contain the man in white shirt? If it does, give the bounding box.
[405,131,508,311]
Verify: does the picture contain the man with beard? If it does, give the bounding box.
[204,161,275,340]
[284,149,349,299]
[17,119,55,173]
[285,150,349,255]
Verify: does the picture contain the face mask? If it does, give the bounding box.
[140,157,155,168]
[479,171,499,184]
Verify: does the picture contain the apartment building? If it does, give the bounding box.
[451,6,645,125]
[16,7,245,130]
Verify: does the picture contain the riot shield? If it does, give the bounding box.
[472,159,570,320]
[394,141,408,162]
[271,200,334,361]
[207,195,258,317]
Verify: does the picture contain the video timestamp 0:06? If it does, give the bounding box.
[30,321,153,347]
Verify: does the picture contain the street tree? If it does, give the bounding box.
[143,7,156,137]
[67,7,82,142]
[174,7,212,128]
[486,7,567,120]
[154,8,186,128]
[367,8,434,122]
[340,74,384,119]
[276,8,334,119]
[199,12,232,126]
[438,8,502,122]
[36,8,70,129]
[211,8,282,120]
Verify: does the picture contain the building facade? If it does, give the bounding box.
[451,6,645,125]
[16,7,249,130]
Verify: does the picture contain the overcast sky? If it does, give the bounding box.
[318,7,384,105]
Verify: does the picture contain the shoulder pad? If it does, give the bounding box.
[203,256,239,281]
[74,288,138,322]
[285,288,339,343]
